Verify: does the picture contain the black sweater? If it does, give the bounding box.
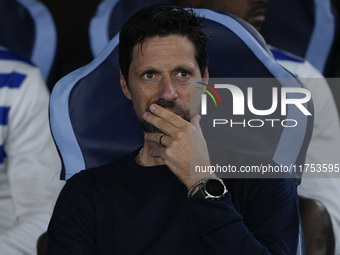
[46,149,300,254]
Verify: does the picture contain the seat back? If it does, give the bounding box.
[89,0,170,57]
[261,0,338,75]
[0,0,57,88]
[50,34,143,180]
[199,11,313,175]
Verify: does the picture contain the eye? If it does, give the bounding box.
[177,72,189,78]
[142,72,155,80]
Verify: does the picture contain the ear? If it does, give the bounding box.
[203,67,209,84]
[120,70,132,100]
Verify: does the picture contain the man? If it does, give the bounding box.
[0,47,64,254]
[46,5,300,254]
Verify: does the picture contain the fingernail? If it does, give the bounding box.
[150,104,157,112]
[143,112,150,119]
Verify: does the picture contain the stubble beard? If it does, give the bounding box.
[135,99,191,134]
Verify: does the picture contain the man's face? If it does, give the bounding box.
[196,0,268,31]
[120,35,207,133]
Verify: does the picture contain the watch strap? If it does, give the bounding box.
[187,178,213,198]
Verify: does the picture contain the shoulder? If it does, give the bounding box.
[65,151,137,191]
[52,151,138,222]
[269,46,323,78]
[0,47,33,65]
[0,48,38,75]
[0,48,47,102]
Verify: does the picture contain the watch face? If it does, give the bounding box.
[205,179,225,196]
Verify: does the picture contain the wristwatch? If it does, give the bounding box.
[191,177,227,200]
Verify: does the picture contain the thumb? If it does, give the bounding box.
[191,115,203,136]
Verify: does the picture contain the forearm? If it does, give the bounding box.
[188,180,300,254]
[189,197,269,254]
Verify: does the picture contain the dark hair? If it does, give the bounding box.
[119,4,208,82]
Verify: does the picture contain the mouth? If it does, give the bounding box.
[169,110,185,119]
[146,108,184,119]
[145,99,191,122]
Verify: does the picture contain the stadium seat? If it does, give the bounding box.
[0,0,57,88]
[261,0,338,76]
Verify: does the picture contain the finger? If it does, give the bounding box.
[145,133,169,146]
[191,115,203,137]
[143,111,176,136]
[149,104,187,128]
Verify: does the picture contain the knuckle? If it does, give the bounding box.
[157,119,166,129]
[177,131,188,140]
[166,114,177,123]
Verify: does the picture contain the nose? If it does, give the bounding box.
[157,77,178,101]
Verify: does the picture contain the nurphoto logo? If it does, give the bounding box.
[197,81,312,128]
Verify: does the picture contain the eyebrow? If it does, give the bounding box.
[135,65,196,76]
[172,66,194,74]
[135,68,160,76]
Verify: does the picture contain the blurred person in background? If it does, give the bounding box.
[0,47,64,255]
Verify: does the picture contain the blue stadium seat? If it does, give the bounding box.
[0,0,57,88]
[50,33,143,180]
[89,0,170,57]
[261,0,338,76]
